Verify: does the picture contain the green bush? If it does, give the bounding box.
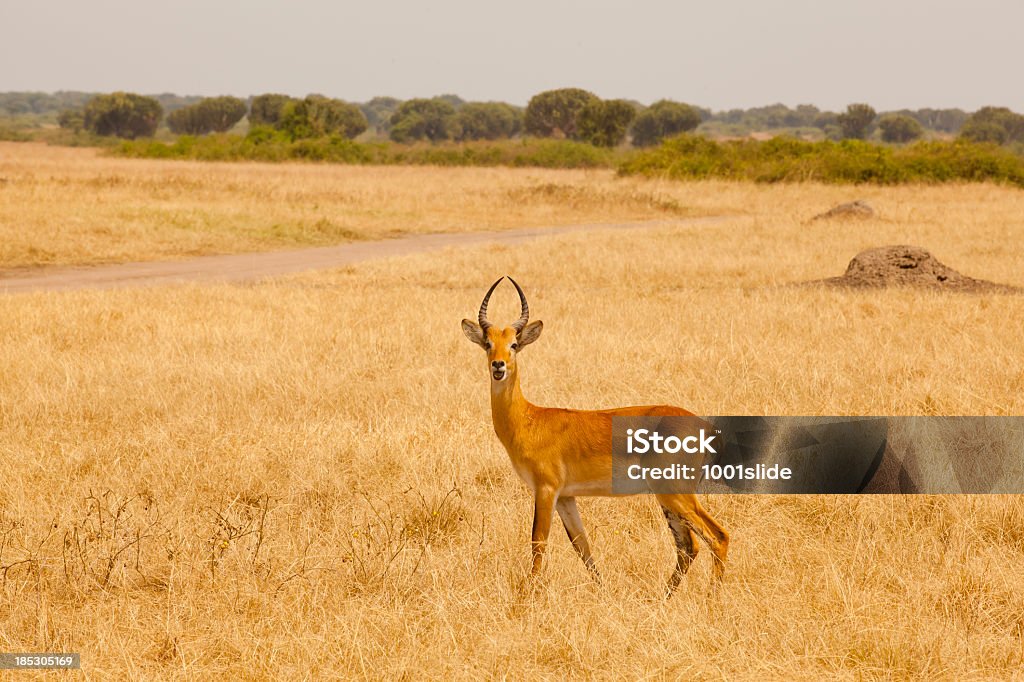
[360,96,402,135]
[113,129,1024,185]
[167,96,247,135]
[113,134,620,169]
[576,99,636,147]
[249,94,297,127]
[57,109,85,132]
[377,138,616,168]
[631,100,701,147]
[960,107,1024,145]
[837,103,877,140]
[83,92,163,139]
[389,99,458,142]
[455,102,523,141]
[960,121,1007,145]
[878,114,924,143]
[523,88,598,139]
[278,95,367,140]
[619,134,1024,187]
[506,139,617,168]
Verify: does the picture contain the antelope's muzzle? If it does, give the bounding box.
[491,360,507,381]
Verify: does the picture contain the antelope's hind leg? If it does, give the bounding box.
[556,496,600,580]
[661,506,700,594]
[656,493,729,584]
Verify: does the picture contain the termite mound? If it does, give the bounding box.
[812,245,1021,293]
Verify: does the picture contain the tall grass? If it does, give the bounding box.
[2,197,1024,676]
[620,134,1024,187]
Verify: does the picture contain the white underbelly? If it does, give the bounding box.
[560,478,615,496]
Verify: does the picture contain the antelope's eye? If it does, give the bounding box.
[510,343,519,351]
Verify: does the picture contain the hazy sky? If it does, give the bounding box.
[2,0,1021,112]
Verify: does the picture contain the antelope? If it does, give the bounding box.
[461,277,729,593]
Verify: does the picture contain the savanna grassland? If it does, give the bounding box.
[0,142,692,270]
[1,143,1024,679]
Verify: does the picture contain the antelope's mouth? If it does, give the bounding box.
[492,368,507,381]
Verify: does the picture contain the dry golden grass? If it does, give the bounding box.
[0,142,701,270]
[4,141,1024,278]
[1,154,1024,678]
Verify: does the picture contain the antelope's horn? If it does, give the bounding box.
[478,277,503,330]
[508,277,529,332]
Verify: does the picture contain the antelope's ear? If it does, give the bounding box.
[516,320,543,348]
[461,319,487,347]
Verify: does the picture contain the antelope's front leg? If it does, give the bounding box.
[530,486,557,576]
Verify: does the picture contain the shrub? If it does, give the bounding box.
[911,108,969,133]
[374,138,616,168]
[360,96,402,135]
[959,121,1007,145]
[289,135,372,162]
[619,134,1024,187]
[389,99,458,142]
[83,92,163,139]
[113,135,622,169]
[960,107,1024,145]
[509,139,616,168]
[455,102,522,141]
[631,100,702,147]
[813,112,839,130]
[576,99,637,147]
[837,103,877,140]
[249,94,296,127]
[523,88,598,139]
[278,96,368,140]
[116,128,372,164]
[167,96,247,135]
[57,109,84,132]
[433,94,466,109]
[878,114,924,143]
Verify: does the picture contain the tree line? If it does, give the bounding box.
[831,104,1023,145]
[0,91,203,118]
[37,89,1024,149]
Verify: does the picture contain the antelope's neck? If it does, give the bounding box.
[490,371,530,452]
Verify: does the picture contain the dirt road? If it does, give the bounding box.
[0,218,722,294]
